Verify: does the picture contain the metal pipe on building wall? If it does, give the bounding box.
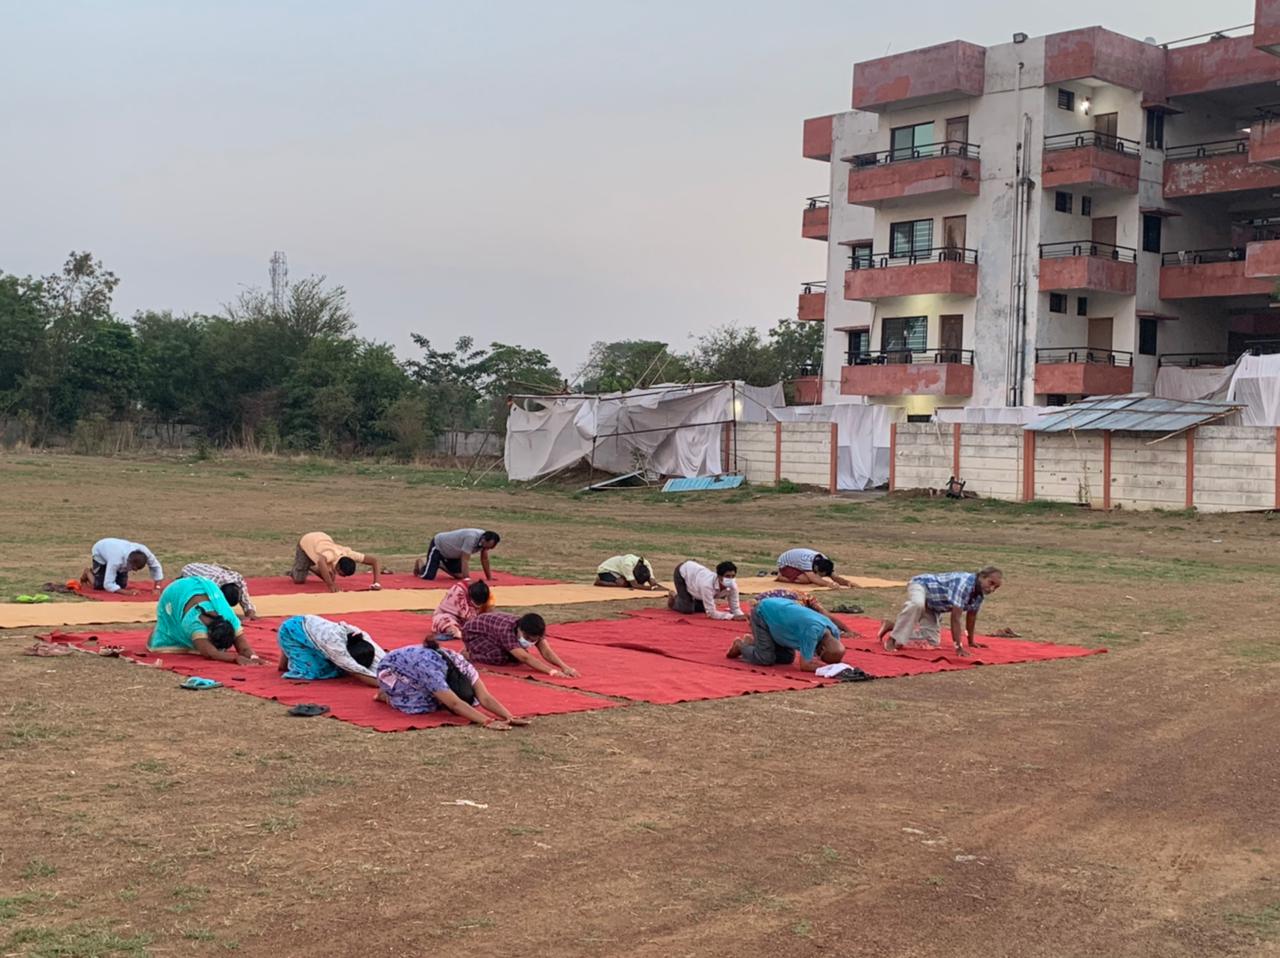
[1006,60,1025,406]
[1015,112,1035,405]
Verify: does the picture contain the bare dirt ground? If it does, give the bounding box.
[1,452,1279,957]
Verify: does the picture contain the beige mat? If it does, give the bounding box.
[0,576,904,632]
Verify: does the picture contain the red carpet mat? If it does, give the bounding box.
[560,608,1104,677]
[42,627,618,731]
[83,570,562,602]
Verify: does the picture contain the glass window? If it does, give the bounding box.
[846,329,870,363]
[850,244,872,268]
[1142,214,1162,254]
[889,219,934,259]
[1077,296,1089,316]
[1145,110,1165,149]
[1049,293,1067,314]
[890,122,934,160]
[1057,89,1075,111]
[1139,317,1158,356]
[1055,191,1073,213]
[1081,195,1093,216]
[881,316,928,357]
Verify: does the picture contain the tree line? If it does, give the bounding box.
[0,252,822,457]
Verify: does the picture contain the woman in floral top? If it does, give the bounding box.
[376,639,529,730]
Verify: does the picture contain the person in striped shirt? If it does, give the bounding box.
[179,562,258,620]
[775,548,852,588]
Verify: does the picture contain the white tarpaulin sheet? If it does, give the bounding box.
[768,403,894,491]
[934,406,1049,425]
[504,382,784,481]
[1154,365,1237,402]
[1226,354,1280,426]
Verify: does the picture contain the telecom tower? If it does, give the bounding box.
[269,251,288,312]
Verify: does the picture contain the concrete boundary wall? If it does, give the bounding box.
[734,422,837,492]
[891,422,1279,512]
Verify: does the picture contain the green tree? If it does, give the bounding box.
[133,311,208,423]
[767,318,823,378]
[577,340,691,392]
[688,324,783,386]
[0,274,47,414]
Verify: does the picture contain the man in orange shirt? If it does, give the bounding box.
[290,531,382,593]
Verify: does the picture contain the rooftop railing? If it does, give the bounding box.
[849,246,978,269]
[805,194,830,209]
[847,140,980,167]
[800,280,827,294]
[845,348,974,366]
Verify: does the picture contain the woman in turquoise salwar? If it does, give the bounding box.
[147,576,262,665]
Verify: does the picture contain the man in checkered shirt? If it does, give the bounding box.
[878,567,1003,657]
[179,562,258,620]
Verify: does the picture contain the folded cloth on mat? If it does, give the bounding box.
[41,629,618,731]
[476,636,824,703]
[85,570,564,603]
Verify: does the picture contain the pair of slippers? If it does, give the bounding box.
[15,593,51,603]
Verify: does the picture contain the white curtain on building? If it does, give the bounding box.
[1153,365,1237,402]
[1226,354,1280,426]
[768,403,894,491]
[933,406,1049,425]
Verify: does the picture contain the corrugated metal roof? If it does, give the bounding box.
[661,475,746,493]
[1027,394,1241,435]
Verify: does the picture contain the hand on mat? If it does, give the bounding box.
[484,718,512,731]
[244,611,259,621]
[558,666,580,678]
[953,646,971,658]
[237,654,265,666]
[508,717,531,727]
[969,640,989,649]
[548,669,566,678]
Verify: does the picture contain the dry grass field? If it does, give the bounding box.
[2,452,1279,957]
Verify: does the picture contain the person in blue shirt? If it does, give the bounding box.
[878,566,1003,658]
[726,596,845,670]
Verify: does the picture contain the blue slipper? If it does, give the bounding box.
[180,676,221,690]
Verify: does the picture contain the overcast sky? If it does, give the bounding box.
[2,0,1233,378]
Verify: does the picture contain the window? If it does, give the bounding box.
[1055,191,1073,213]
[890,122,934,160]
[1139,317,1158,356]
[1049,293,1067,314]
[1057,89,1075,111]
[846,329,870,363]
[849,243,872,268]
[1081,195,1093,217]
[906,414,932,423]
[1145,109,1165,149]
[1142,214,1162,254]
[889,219,933,259]
[1077,296,1089,316]
[881,316,928,359]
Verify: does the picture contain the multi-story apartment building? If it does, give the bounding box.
[799,0,1280,416]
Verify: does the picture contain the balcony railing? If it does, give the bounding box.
[1157,352,1239,368]
[1043,131,1141,155]
[800,280,826,294]
[1159,248,1246,266]
[805,194,830,209]
[1040,241,1137,263]
[845,348,974,366]
[847,140,980,167]
[795,361,821,376]
[849,247,978,269]
[1035,347,1133,367]
[1165,137,1249,160]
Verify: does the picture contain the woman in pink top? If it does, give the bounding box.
[431,580,493,639]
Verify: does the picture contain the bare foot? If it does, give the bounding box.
[726,637,747,659]
[880,631,897,653]
[876,619,892,641]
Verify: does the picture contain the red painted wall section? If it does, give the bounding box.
[1038,257,1137,295]
[1245,239,1280,278]
[1249,119,1280,166]
[1258,0,1280,54]
[1044,27,1166,96]
[801,206,830,240]
[846,156,980,205]
[1034,363,1134,395]
[1167,35,1280,96]
[797,291,826,321]
[841,363,974,397]
[1159,261,1274,299]
[1164,152,1280,198]
[803,115,834,162]
[852,41,985,111]
[1041,146,1140,193]
[844,261,978,301]
[789,376,823,405]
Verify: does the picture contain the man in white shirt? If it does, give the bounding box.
[81,538,164,594]
[668,560,745,621]
[180,562,258,620]
[415,528,500,581]
[776,548,853,588]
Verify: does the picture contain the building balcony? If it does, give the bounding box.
[1157,352,1239,368]
[845,142,980,206]
[797,282,826,321]
[801,196,830,240]
[1259,0,1280,56]
[852,40,985,112]
[1249,118,1280,166]
[1158,247,1277,299]
[1041,132,1141,194]
[1034,348,1134,396]
[840,349,974,397]
[803,114,834,162]
[844,248,978,301]
[789,369,823,405]
[1039,242,1138,294]
[1164,138,1280,198]
[1166,32,1280,98]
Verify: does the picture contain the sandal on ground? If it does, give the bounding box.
[180,676,222,691]
[22,641,73,657]
[287,703,330,717]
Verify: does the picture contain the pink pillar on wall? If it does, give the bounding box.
[889,423,897,491]
[1185,428,1196,510]
[829,422,839,494]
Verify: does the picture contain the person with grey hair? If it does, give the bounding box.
[878,566,1003,658]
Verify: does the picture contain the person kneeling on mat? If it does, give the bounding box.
[775,547,853,588]
[276,615,387,688]
[415,528,500,582]
[878,567,1002,658]
[376,639,529,730]
[594,554,669,593]
[147,577,262,665]
[727,596,844,671]
[431,580,493,640]
[668,559,745,621]
[290,531,382,593]
[462,611,578,678]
